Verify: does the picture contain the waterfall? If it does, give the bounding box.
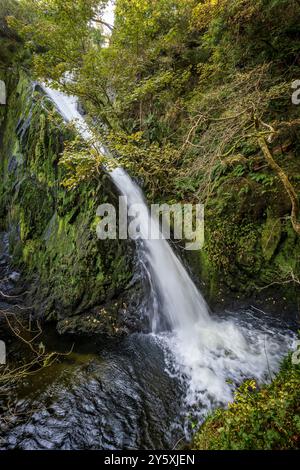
[42,84,295,423]
[42,84,210,333]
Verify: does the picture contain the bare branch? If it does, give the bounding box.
[92,17,113,31]
[254,114,300,236]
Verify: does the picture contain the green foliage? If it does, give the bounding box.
[261,214,282,261]
[231,164,247,178]
[105,130,181,200]
[193,356,300,450]
[8,0,107,75]
[249,172,275,187]
[0,0,26,67]
[7,0,300,201]
[204,219,260,276]
[59,137,107,190]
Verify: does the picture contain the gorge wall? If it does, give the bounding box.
[0,71,143,336]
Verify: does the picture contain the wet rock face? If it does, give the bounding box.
[261,214,282,261]
[0,79,6,105]
[0,73,143,336]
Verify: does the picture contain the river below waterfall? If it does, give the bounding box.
[1,332,182,450]
[0,310,296,450]
[0,228,296,449]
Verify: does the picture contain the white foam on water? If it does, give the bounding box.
[157,314,295,435]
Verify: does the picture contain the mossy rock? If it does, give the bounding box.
[0,72,141,336]
[261,215,282,261]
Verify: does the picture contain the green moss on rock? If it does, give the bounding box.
[0,72,138,336]
[186,157,300,314]
[261,213,282,261]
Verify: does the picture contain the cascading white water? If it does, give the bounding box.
[42,84,296,427]
[111,168,211,333]
[42,85,210,333]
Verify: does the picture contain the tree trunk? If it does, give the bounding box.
[258,135,300,235]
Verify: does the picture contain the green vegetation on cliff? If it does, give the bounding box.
[4,0,300,311]
[0,71,137,336]
[193,355,300,450]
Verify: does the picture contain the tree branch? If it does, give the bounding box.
[254,116,300,236]
[92,17,113,32]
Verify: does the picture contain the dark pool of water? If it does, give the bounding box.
[0,332,183,450]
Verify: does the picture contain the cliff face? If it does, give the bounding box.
[187,151,300,317]
[0,72,142,336]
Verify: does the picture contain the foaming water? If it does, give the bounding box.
[158,310,296,436]
[41,84,296,427]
